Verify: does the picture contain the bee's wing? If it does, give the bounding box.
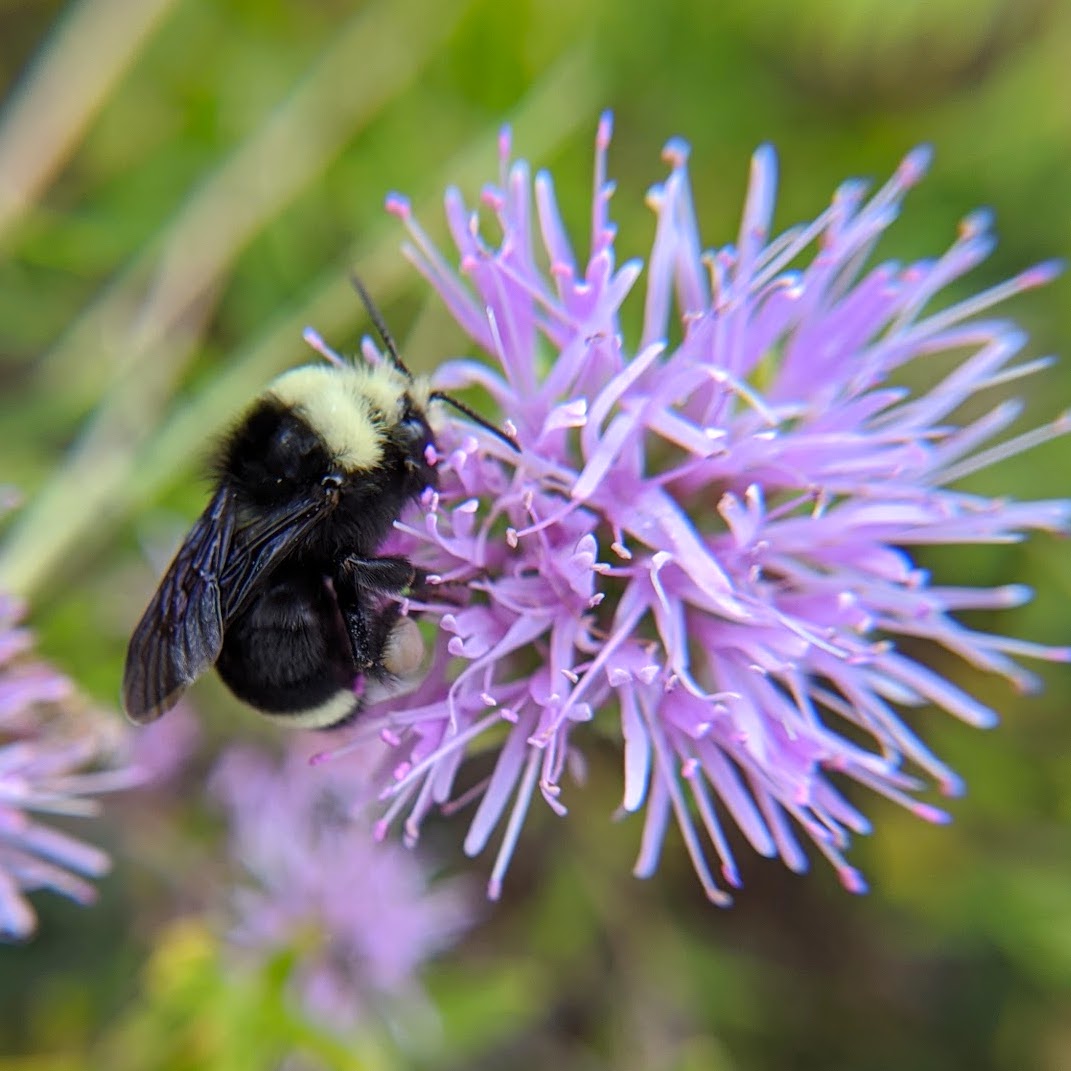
[215,493,335,622]
[122,485,338,724]
[122,487,238,723]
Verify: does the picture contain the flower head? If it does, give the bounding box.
[0,509,133,937]
[212,742,472,1029]
[324,116,1068,903]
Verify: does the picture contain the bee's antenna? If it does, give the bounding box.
[429,391,521,453]
[349,274,518,454]
[350,273,413,380]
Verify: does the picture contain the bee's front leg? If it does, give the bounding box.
[338,555,419,595]
[334,557,421,674]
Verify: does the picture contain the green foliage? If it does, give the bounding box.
[1,0,1069,1068]
[90,921,391,1071]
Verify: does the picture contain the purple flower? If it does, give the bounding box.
[322,115,1069,904]
[212,742,472,1030]
[0,536,133,938]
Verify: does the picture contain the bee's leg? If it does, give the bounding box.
[359,606,427,705]
[364,601,405,673]
[335,592,423,683]
[333,585,379,672]
[338,555,419,596]
[334,558,418,672]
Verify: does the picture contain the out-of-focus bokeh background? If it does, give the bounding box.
[1,1,1070,1068]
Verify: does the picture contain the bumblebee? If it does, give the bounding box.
[123,278,514,729]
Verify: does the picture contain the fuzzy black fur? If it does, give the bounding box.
[122,389,437,728]
[213,397,435,723]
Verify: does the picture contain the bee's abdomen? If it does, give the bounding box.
[215,565,357,726]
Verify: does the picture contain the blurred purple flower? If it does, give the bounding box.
[0,565,132,938]
[325,116,1069,903]
[212,742,472,1030]
[127,702,201,788]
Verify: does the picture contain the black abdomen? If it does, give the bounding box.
[216,565,357,722]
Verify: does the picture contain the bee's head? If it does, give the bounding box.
[235,364,437,507]
[347,274,519,459]
[392,393,438,497]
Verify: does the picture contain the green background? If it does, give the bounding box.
[1,0,1069,1068]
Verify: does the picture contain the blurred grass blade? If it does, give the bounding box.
[0,0,472,598]
[128,45,601,501]
[0,0,180,247]
[0,46,601,601]
[31,0,472,408]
